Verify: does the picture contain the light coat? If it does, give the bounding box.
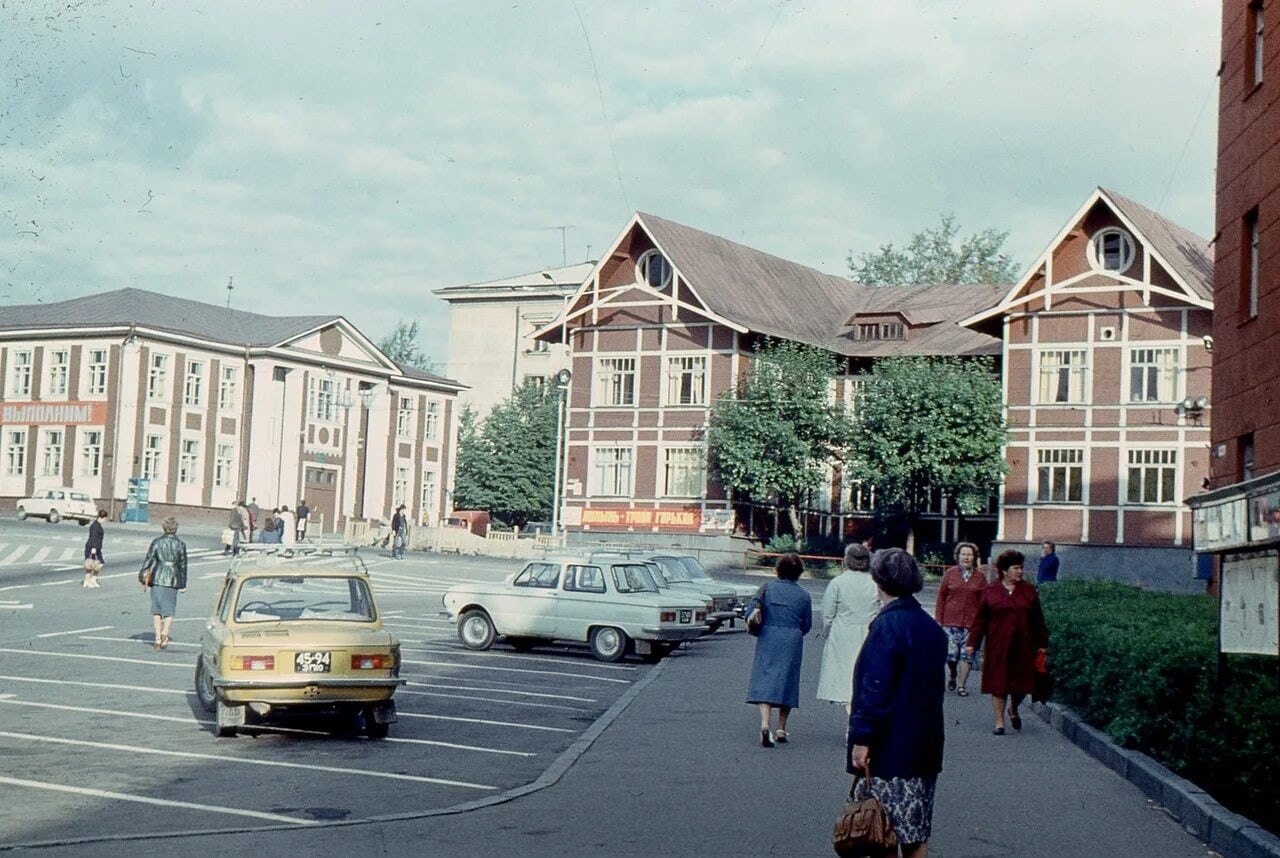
[815,570,881,704]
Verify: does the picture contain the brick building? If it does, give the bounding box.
[539,213,1002,550]
[963,188,1213,590]
[0,289,462,529]
[1189,1,1280,623]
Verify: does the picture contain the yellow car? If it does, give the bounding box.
[194,547,404,738]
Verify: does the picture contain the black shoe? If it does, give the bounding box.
[993,727,1005,736]
[760,729,774,748]
[947,678,956,691]
[1010,714,1022,731]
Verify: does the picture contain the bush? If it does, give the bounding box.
[764,534,799,555]
[1042,581,1280,833]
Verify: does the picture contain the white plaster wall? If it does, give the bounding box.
[447,297,569,416]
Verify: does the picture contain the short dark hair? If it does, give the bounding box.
[775,552,804,581]
[994,549,1025,579]
[1042,540,1055,551]
[843,543,871,572]
[871,548,923,597]
[96,508,108,519]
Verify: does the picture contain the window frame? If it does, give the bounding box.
[8,349,32,397]
[636,249,673,290]
[393,465,411,508]
[40,429,64,477]
[178,438,200,484]
[424,400,441,441]
[396,396,415,437]
[214,443,235,487]
[147,354,170,402]
[218,366,239,410]
[1125,448,1178,505]
[1127,347,1180,403]
[86,348,109,396]
[664,355,707,407]
[662,446,705,498]
[183,360,204,406]
[1243,207,1260,320]
[1087,227,1136,273]
[1249,0,1265,88]
[1036,448,1085,504]
[1036,349,1089,404]
[590,446,634,497]
[4,429,27,476]
[46,348,70,397]
[142,434,165,481]
[595,357,637,407]
[79,429,103,477]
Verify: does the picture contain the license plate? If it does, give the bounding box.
[295,651,331,673]
[679,610,692,624]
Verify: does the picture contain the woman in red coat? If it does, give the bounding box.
[965,549,1048,735]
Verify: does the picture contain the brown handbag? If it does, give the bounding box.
[833,770,898,857]
[139,566,154,587]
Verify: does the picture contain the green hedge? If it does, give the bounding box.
[1042,581,1280,833]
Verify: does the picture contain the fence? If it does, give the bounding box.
[339,519,565,559]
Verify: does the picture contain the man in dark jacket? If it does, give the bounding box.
[848,548,947,857]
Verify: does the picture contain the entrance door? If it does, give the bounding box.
[303,465,338,534]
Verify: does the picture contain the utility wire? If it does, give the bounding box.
[570,0,631,214]
[1157,67,1217,212]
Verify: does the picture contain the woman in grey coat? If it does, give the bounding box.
[744,552,813,747]
[139,516,189,650]
[816,543,881,714]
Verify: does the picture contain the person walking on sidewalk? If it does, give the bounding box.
[82,508,107,588]
[815,543,880,716]
[848,548,947,858]
[296,498,310,542]
[390,505,408,559]
[1037,540,1060,583]
[228,501,248,556]
[966,549,1049,735]
[934,542,989,697]
[278,505,296,546]
[744,552,813,747]
[246,498,260,542]
[139,517,188,651]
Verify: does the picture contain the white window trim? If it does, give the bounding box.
[86,348,109,397]
[147,353,170,402]
[46,349,70,398]
[663,354,708,407]
[40,429,64,477]
[218,366,239,411]
[1086,227,1136,274]
[1125,346,1181,404]
[8,349,33,398]
[589,446,634,498]
[660,445,706,498]
[593,357,637,408]
[79,429,103,477]
[5,429,27,476]
[184,360,205,407]
[1035,348,1089,405]
[1034,448,1085,505]
[635,248,673,290]
[1122,447,1180,507]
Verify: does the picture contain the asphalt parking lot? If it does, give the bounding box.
[0,540,699,848]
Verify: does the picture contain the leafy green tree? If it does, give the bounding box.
[707,340,851,543]
[847,355,1007,553]
[378,319,440,373]
[452,383,557,527]
[849,214,1019,286]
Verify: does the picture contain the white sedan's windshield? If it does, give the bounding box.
[611,563,659,593]
[677,557,712,580]
[235,576,375,622]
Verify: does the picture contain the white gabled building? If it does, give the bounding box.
[0,288,464,530]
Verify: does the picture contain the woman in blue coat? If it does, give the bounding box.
[744,552,812,747]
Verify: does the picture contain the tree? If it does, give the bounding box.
[378,319,440,373]
[847,355,1007,554]
[707,340,851,544]
[452,383,558,527]
[849,214,1019,286]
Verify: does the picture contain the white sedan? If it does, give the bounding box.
[15,489,97,525]
[441,557,708,662]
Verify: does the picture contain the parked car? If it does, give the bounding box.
[637,554,739,632]
[440,556,707,662]
[15,488,97,525]
[194,547,404,738]
[648,553,758,620]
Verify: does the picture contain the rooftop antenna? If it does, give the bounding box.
[543,225,574,267]
[226,276,234,308]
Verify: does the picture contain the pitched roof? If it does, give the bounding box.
[635,213,1001,357]
[0,287,338,347]
[1100,187,1213,300]
[433,261,595,300]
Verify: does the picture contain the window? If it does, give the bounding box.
[1087,227,1136,273]
[218,366,239,410]
[1129,348,1179,402]
[1242,433,1256,482]
[87,348,108,395]
[852,322,905,341]
[848,480,876,513]
[1037,448,1084,503]
[596,357,636,406]
[564,564,606,593]
[142,434,164,481]
[663,447,705,497]
[1243,208,1260,320]
[665,356,707,406]
[46,349,69,396]
[591,447,633,496]
[184,360,204,406]
[844,377,868,417]
[79,430,103,477]
[40,429,63,477]
[880,322,905,340]
[396,397,415,437]
[147,354,169,401]
[214,444,235,487]
[1127,449,1177,504]
[1250,1,1265,87]
[393,466,410,507]
[8,350,31,397]
[1037,350,1087,403]
[310,377,336,422]
[513,562,561,588]
[178,439,200,484]
[5,430,26,476]
[420,469,438,521]
[636,249,673,289]
[424,401,441,441]
[523,374,547,390]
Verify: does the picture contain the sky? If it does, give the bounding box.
[1,1,1221,371]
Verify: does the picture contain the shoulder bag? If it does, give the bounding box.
[138,565,154,587]
[832,769,898,857]
[746,583,767,636]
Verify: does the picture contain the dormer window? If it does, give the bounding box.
[853,321,905,341]
[636,249,673,290]
[1087,227,1135,273]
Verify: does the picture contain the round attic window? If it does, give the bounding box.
[636,249,673,290]
[1087,227,1136,274]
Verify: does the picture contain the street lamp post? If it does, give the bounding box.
[551,368,571,540]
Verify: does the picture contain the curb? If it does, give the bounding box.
[1033,701,1280,858]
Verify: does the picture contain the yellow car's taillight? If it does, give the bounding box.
[350,653,393,670]
[231,655,275,671]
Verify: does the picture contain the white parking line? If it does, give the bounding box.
[402,658,631,684]
[0,775,315,825]
[382,620,454,629]
[0,648,187,668]
[395,688,588,712]
[400,643,638,672]
[0,600,33,609]
[36,625,114,639]
[403,680,595,703]
[0,731,498,791]
[0,675,191,696]
[80,634,200,649]
[396,712,574,733]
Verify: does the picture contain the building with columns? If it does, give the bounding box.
[0,288,463,529]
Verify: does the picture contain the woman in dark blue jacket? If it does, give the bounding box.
[848,548,947,857]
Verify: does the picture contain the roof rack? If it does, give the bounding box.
[228,543,368,576]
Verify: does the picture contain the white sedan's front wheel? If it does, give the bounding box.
[458,609,496,651]
[47,509,60,524]
[14,506,26,521]
[589,626,628,663]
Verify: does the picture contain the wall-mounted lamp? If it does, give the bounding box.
[1174,395,1210,420]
